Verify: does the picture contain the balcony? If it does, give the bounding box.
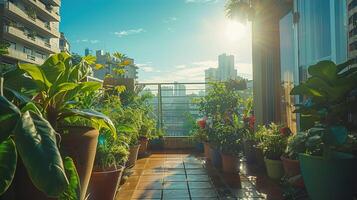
[26,0,61,22]
[41,0,61,7]
[3,25,60,54]
[4,1,60,38]
[4,47,45,65]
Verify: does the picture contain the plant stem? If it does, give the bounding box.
[0,76,4,97]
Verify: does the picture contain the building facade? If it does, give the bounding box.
[204,53,238,83]
[59,32,70,52]
[0,0,61,65]
[348,0,357,59]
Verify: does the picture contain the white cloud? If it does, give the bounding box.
[163,17,178,23]
[175,65,187,69]
[75,39,100,44]
[114,28,145,37]
[141,67,154,72]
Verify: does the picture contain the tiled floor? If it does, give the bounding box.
[116,150,284,200]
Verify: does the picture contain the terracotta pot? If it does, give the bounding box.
[127,144,141,167]
[221,152,239,174]
[210,147,222,169]
[87,166,124,200]
[203,142,211,161]
[138,137,148,155]
[281,156,304,188]
[243,140,256,163]
[61,126,99,200]
[253,146,265,170]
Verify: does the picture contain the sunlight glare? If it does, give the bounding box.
[224,20,250,41]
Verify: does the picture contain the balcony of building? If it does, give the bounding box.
[3,25,60,54]
[3,45,45,65]
[26,0,61,22]
[3,1,60,38]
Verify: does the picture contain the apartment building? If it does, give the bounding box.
[348,0,357,59]
[0,0,61,65]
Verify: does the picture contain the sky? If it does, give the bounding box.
[60,0,252,82]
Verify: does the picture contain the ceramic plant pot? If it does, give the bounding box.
[126,144,141,167]
[61,126,99,200]
[87,166,124,200]
[264,157,284,180]
[221,152,239,173]
[300,153,357,200]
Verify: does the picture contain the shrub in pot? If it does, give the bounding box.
[0,96,79,200]
[87,131,129,200]
[192,126,208,154]
[290,60,357,200]
[281,132,307,188]
[217,125,243,173]
[15,53,116,200]
[259,123,289,180]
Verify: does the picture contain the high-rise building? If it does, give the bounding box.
[174,82,186,96]
[218,53,237,81]
[0,0,61,65]
[84,48,92,56]
[204,53,238,83]
[123,58,138,79]
[348,0,357,60]
[59,32,70,52]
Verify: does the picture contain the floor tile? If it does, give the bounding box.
[190,188,218,198]
[164,175,187,182]
[188,181,213,189]
[162,189,190,199]
[165,169,186,175]
[136,181,163,190]
[186,169,207,175]
[115,189,134,200]
[187,175,210,181]
[139,175,163,183]
[131,189,162,199]
[163,181,188,190]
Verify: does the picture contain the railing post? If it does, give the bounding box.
[157,84,163,131]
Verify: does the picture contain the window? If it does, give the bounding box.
[23,46,33,55]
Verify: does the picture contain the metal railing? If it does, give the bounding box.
[137,82,207,137]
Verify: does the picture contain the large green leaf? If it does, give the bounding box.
[4,69,39,95]
[18,63,51,90]
[40,53,70,85]
[308,61,337,83]
[59,157,81,200]
[62,82,102,106]
[20,102,43,117]
[0,138,17,195]
[14,111,68,197]
[61,109,116,139]
[0,96,21,142]
[49,82,78,99]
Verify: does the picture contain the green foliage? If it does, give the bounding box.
[192,128,208,143]
[290,60,357,156]
[258,123,289,160]
[0,96,78,197]
[215,123,243,155]
[284,133,308,160]
[291,60,357,130]
[59,157,81,200]
[15,52,116,137]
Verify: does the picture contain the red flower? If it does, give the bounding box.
[197,118,206,129]
[249,116,255,130]
[280,127,291,137]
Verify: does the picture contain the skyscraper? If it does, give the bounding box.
[0,0,61,65]
[218,53,237,81]
[174,82,186,96]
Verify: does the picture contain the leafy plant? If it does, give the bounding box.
[13,52,116,137]
[290,60,357,157]
[258,123,289,160]
[284,132,308,160]
[215,123,243,155]
[192,128,208,143]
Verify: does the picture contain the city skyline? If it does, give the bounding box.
[60,0,253,83]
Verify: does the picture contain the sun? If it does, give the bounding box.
[224,20,250,41]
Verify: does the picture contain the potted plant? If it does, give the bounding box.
[281,131,307,188]
[192,124,208,154]
[218,125,243,173]
[259,123,289,180]
[16,52,116,200]
[0,47,80,199]
[290,60,357,199]
[87,132,129,200]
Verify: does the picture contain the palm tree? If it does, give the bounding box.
[225,0,254,22]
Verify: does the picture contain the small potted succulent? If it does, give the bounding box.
[259,123,289,180]
[87,133,129,200]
